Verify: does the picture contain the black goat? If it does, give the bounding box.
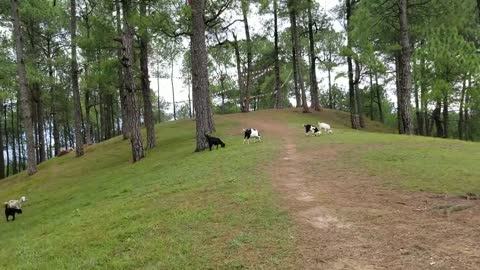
[204,133,226,151]
[5,205,22,222]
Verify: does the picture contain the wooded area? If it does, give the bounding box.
[0,0,479,178]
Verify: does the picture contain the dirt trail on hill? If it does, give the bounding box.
[237,114,480,270]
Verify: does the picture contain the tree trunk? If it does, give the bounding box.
[33,83,46,162]
[232,33,244,111]
[433,100,443,137]
[10,103,18,174]
[0,103,4,179]
[414,73,421,135]
[288,6,301,108]
[458,77,466,140]
[71,0,84,157]
[139,0,155,149]
[273,0,282,109]
[289,1,309,113]
[328,67,333,109]
[241,0,252,112]
[354,60,365,128]
[442,94,448,138]
[11,0,37,175]
[375,73,384,123]
[4,104,9,177]
[307,0,320,111]
[346,0,359,129]
[171,60,177,120]
[397,0,414,134]
[115,0,129,140]
[191,0,215,151]
[369,71,374,120]
[121,0,144,162]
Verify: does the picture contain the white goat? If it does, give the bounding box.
[4,196,26,210]
[318,122,333,134]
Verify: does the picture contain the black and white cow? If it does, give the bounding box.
[243,128,262,144]
[303,124,321,136]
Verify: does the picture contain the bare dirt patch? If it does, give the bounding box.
[236,115,480,270]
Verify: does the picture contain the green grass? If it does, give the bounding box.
[280,109,480,195]
[0,117,294,269]
[1,109,479,269]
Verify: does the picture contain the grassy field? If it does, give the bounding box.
[1,109,479,269]
[0,117,294,269]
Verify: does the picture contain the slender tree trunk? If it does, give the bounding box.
[414,75,421,135]
[442,94,448,138]
[375,73,384,123]
[156,60,162,123]
[307,0,320,111]
[328,67,333,109]
[10,103,18,174]
[289,1,309,113]
[458,77,466,140]
[346,0,359,129]
[354,60,365,128]
[420,55,428,136]
[171,60,177,120]
[241,0,252,112]
[115,0,128,140]
[289,13,301,108]
[94,101,100,142]
[0,103,4,179]
[139,0,155,149]
[369,71,374,120]
[33,83,46,162]
[16,106,22,171]
[232,33,244,111]
[4,104,9,177]
[273,0,282,109]
[433,100,443,137]
[120,0,144,162]
[398,0,414,134]
[71,0,84,157]
[11,0,37,175]
[191,0,215,151]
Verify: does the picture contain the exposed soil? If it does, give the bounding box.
[237,114,480,270]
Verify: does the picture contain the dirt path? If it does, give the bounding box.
[239,115,480,270]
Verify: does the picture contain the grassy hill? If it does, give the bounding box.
[1,109,479,269]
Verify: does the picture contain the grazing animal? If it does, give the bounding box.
[243,128,262,144]
[5,205,22,222]
[204,133,226,151]
[303,124,321,136]
[4,196,26,210]
[318,122,333,134]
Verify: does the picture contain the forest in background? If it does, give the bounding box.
[0,0,479,178]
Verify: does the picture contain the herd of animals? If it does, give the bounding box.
[3,121,333,222]
[205,121,333,150]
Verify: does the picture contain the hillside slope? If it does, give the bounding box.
[1,109,479,269]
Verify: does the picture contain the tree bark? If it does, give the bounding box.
[414,73,421,135]
[115,0,128,140]
[33,83,46,162]
[346,0,359,129]
[442,94,448,138]
[171,60,177,120]
[328,67,333,109]
[288,4,301,108]
[397,0,414,134]
[232,33,244,111]
[375,73,384,123]
[71,0,84,157]
[191,0,215,151]
[10,103,18,174]
[121,0,144,162]
[458,77,466,140]
[241,0,252,112]
[139,0,155,149]
[433,100,443,137]
[273,0,282,109]
[307,0,320,111]
[0,103,5,179]
[288,1,309,113]
[11,0,37,175]
[4,104,9,177]
[354,59,365,127]
[369,72,374,120]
